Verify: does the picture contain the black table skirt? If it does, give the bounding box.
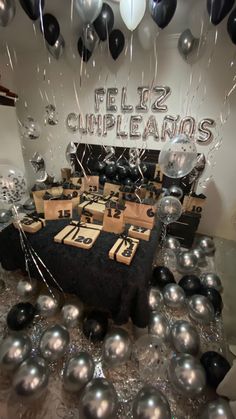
[0,221,160,327]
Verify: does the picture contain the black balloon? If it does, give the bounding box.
[94,161,106,173]
[105,164,117,179]
[200,287,223,314]
[149,0,177,29]
[99,174,107,186]
[42,14,60,46]
[123,178,133,187]
[117,165,129,180]
[130,167,140,182]
[179,275,202,296]
[151,266,176,288]
[7,303,36,331]
[83,311,108,342]
[78,37,92,62]
[20,0,45,20]
[94,3,114,42]
[227,8,236,44]
[207,0,235,25]
[109,29,125,60]
[200,351,231,388]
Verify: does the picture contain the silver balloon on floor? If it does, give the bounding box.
[192,247,207,267]
[17,278,38,298]
[63,352,95,392]
[163,284,186,308]
[170,320,200,355]
[61,303,83,328]
[198,237,216,256]
[39,324,70,361]
[0,333,32,371]
[149,312,170,342]
[164,236,181,252]
[200,273,223,293]
[148,288,163,311]
[200,398,234,419]
[176,251,198,273]
[132,385,172,419]
[188,295,214,324]
[102,328,132,368]
[0,209,11,223]
[36,292,60,317]
[13,357,49,400]
[79,378,118,419]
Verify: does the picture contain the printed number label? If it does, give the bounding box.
[107,208,121,219]
[122,243,134,258]
[58,209,71,219]
[75,235,93,245]
[192,205,202,213]
[22,219,34,226]
[133,226,147,233]
[89,185,97,192]
[77,178,82,184]
[147,208,155,218]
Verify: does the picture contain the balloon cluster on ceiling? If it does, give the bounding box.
[0,0,236,62]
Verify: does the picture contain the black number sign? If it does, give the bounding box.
[58,209,71,219]
[107,208,122,219]
[75,235,93,245]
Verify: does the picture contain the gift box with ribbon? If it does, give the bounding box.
[109,233,139,266]
[78,192,119,223]
[13,215,46,233]
[128,225,151,242]
[54,221,103,250]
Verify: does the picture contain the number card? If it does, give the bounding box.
[103,182,121,198]
[109,236,139,266]
[124,201,156,229]
[54,222,102,250]
[103,202,125,234]
[183,194,206,214]
[13,216,45,234]
[44,201,73,221]
[80,209,94,224]
[83,176,99,193]
[128,225,151,242]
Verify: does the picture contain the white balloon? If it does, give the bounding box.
[138,13,159,50]
[120,0,146,31]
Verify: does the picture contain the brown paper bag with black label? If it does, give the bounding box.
[83,176,99,193]
[44,201,73,220]
[109,236,139,266]
[54,222,101,250]
[124,201,156,229]
[128,225,151,242]
[183,195,206,215]
[13,216,45,233]
[103,182,120,198]
[103,204,125,234]
[63,189,82,209]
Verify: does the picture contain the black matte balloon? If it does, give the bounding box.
[199,288,223,314]
[94,161,106,174]
[123,178,133,187]
[20,0,45,20]
[151,266,176,288]
[78,37,92,62]
[227,8,236,44]
[207,0,235,25]
[94,3,114,41]
[42,14,60,46]
[83,311,108,342]
[99,174,107,186]
[105,164,117,179]
[130,167,140,182]
[200,351,231,389]
[117,165,129,180]
[7,303,36,331]
[109,29,125,60]
[179,275,202,296]
[149,0,177,29]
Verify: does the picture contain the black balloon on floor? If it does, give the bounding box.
[109,29,125,60]
[227,8,236,45]
[179,275,202,296]
[20,0,45,20]
[151,266,176,288]
[99,174,107,186]
[200,287,223,314]
[42,14,60,46]
[94,2,114,41]
[7,302,36,331]
[83,311,108,342]
[207,0,235,25]
[78,37,92,62]
[200,351,231,389]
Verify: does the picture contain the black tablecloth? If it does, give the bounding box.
[0,221,160,327]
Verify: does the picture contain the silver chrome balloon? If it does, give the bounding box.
[200,398,234,419]
[192,247,207,267]
[200,272,223,293]
[167,185,183,200]
[149,312,170,342]
[178,29,199,63]
[199,236,216,256]
[47,34,65,60]
[17,278,38,298]
[0,209,11,223]
[13,356,49,400]
[61,303,83,328]
[169,353,206,397]
[188,295,214,324]
[23,198,36,211]
[102,328,132,368]
[30,152,45,174]
[163,284,186,309]
[0,333,32,371]
[148,288,163,311]
[66,116,79,133]
[63,352,95,392]
[82,24,98,52]
[170,320,200,356]
[0,0,15,27]
[75,0,103,24]
[164,236,181,252]
[132,385,171,419]
[36,292,60,317]
[39,324,70,361]
[176,251,198,274]
[79,378,118,419]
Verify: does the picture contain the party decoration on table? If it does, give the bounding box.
[128,225,151,242]
[19,0,44,21]
[30,152,45,177]
[42,14,60,46]
[44,104,59,126]
[132,385,171,419]
[20,116,41,140]
[46,33,65,59]
[103,201,125,234]
[157,196,182,225]
[149,312,170,342]
[120,0,146,31]
[36,292,60,317]
[164,236,180,252]
[166,185,183,200]
[94,3,114,41]
[7,302,36,331]
[169,353,206,397]
[63,352,95,392]
[0,164,27,204]
[0,333,32,371]
[188,295,214,324]
[78,36,92,62]
[151,266,176,288]
[178,29,199,63]
[13,215,46,233]
[13,356,49,400]
[207,0,235,25]
[17,278,38,298]
[170,320,200,356]
[138,13,159,51]
[0,0,15,27]
[132,335,167,380]
[109,29,125,60]
[23,198,36,211]
[75,0,103,23]
[227,8,236,44]
[198,236,216,256]
[148,287,164,311]
[178,275,202,296]
[200,272,223,293]
[149,0,177,29]
[192,247,207,267]
[200,398,234,419]
[61,303,83,328]
[200,351,231,389]
[79,378,118,419]
[0,208,11,223]
[199,288,223,315]
[102,328,132,368]
[83,311,108,342]
[54,221,101,250]
[163,284,186,309]
[176,251,198,274]
[82,24,98,53]
[159,134,198,178]
[109,235,139,265]
[39,324,70,361]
